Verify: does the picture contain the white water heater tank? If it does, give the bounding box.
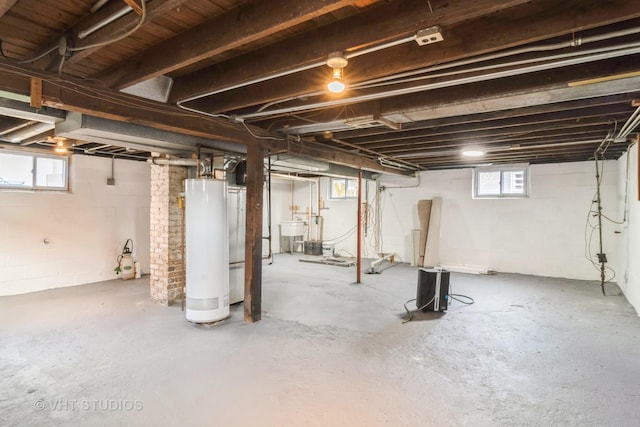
[228,187,246,305]
[185,179,230,323]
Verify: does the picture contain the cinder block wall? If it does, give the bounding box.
[150,164,186,305]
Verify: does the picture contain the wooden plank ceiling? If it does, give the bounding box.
[1,0,640,172]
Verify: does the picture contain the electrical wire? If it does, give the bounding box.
[449,294,475,305]
[57,55,66,78]
[582,148,618,285]
[351,41,640,94]
[17,45,58,64]
[241,120,285,141]
[0,62,238,125]
[68,0,147,52]
[589,210,625,225]
[448,283,475,306]
[402,296,435,324]
[401,289,474,324]
[334,249,356,258]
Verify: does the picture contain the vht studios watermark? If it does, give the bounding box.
[34,399,143,412]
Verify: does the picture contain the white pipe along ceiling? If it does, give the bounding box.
[1,0,640,169]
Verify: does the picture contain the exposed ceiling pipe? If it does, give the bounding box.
[147,157,202,167]
[86,143,114,152]
[179,25,640,115]
[176,35,417,106]
[262,34,640,111]
[271,173,319,182]
[236,43,640,121]
[616,106,640,139]
[78,5,134,39]
[395,139,605,159]
[352,41,640,92]
[349,26,640,91]
[90,0,110,14]
[326,137,420,170]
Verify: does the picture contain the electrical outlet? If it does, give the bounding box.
[107,178,115,186]
[415,26,444,46]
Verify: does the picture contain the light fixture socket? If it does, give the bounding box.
[50,136,72,154]
[327,52,348,93]
[326,52,348,69]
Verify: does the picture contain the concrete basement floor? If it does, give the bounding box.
[1,255,640,427]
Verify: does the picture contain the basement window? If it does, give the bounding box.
[473,165,528,198]
[0,150,68,191]
[330,178,358,199]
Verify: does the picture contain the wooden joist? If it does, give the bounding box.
[0,0,17,18]
[170,0,531,103]
[191,0,640,114]
[99,0,356,89]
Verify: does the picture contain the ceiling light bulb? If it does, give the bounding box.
[462,149,485,157]
[328,78,345,93]
[326,52,348,94]
[52,137,71,154]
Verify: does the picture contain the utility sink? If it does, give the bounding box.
[280,221,305,236]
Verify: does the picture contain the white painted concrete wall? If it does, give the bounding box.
[268,161,618,281]
[616,144,640,314]
[376,161,619,280]
[317,177,378,258]
[263,178,294,255]
[270,176,377,257]
[0,155,150,296]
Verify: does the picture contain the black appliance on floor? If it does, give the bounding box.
[417,268,450,312]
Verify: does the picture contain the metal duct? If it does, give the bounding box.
[56,112,246,156]
[1,122,54,143]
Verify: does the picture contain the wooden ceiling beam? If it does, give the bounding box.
[192,0,640,114]
[353,120,625,150]
[369,127,618,154]
[0,0,17,19]
[373,135,613,159]
[342,117,624,149]
[379,130,614,156]
[64,0,190,67]
[332,94,638,140]
[0,61,270,144]
[99,0,358,89]
[347,106,628,147]
[25,0,190,71]
[122,0,144,16]
[379,61,640,123]
[253,93,636,137]
[418,147,627,167]
[256,55,640,135]
[170,0,531,104]
[0,60,406,175]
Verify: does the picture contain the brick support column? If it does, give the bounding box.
[150,164,187,305]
